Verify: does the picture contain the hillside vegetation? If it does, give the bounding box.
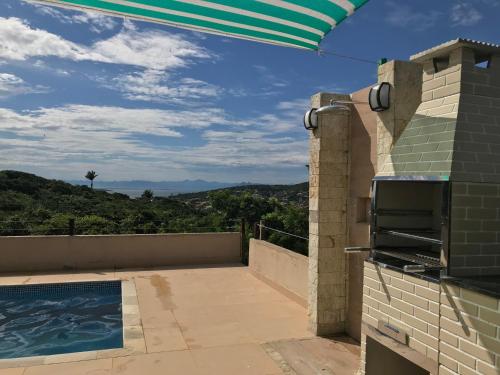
[0,171,308,255]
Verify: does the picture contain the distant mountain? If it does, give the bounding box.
[67,179,256,197]
[173,182,308,208]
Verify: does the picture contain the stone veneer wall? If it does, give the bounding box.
[450,182,500,276]
[308,92,351,335]
[439,282,500,375]
[361,261,440,373]
[346,88,378,342]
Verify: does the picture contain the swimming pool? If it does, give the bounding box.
[0,280,123,359]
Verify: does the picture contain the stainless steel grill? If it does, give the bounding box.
[370,177,449,276]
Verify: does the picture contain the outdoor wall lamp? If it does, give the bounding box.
[303,108,318,130]
[368,82,391,112]
[303,100,365,130]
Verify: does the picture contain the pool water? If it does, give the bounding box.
[0,281,123,359]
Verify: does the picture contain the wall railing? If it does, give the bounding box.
[255,222,308,256]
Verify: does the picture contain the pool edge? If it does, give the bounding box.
[0,279,146,369]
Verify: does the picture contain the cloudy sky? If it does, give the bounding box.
[0,0,499,183]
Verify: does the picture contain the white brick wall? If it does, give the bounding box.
[439,282,500,375]
[362,262,440,362]
[360,261,500,375]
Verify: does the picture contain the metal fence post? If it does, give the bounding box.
[259,220,263,240]
[68,218,75,236]
[240,218,245,261]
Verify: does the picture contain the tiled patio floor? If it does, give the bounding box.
[0,265,319,374]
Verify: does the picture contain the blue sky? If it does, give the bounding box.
[0,0,499,183]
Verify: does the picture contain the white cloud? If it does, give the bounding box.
[450,2,483,26]
[0,73,49,98]
[0,17,218,104]
[28,2,118,33]
[91,24,212,70]
[105,69,220,104]
[0,100,308,180]
[253,64,290,94]
[385,2,443,31]
[0,17,212,70]
[33,59,71,76]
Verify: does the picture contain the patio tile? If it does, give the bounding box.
[43,351,97,365]
[112,351,200,375]
[121,281,137,297]
[24,271,115,284]
[0,369,25,375]
[124,326,144,341]
[123,313,141,327]
[0,274,31,285]
[143,327,188,353]
[23,358,112,375]
[244,316,313,343]
[190,343,282,375]
[181,321,254,349]
[0,357,44,369]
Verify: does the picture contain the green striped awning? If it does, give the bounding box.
[32,0,369,50]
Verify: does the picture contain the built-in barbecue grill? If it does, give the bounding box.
[369,177,450,277]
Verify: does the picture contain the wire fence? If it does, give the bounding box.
[0,217,241,236]
[255,222,308,256]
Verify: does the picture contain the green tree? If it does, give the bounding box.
[33,213,74,235]
[0,216,29,236]
[76,215,115,235]
[85,170,98,189]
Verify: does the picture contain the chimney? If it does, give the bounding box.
[375,39,500,277]
[378,39,500,181]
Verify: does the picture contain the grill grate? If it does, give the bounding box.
[374,250,442,269]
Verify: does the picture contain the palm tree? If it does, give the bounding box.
[141,189,154,201]
[85,170,98,189]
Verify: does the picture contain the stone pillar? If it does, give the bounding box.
[308,92,351,336]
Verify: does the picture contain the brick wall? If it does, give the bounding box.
[378,48,462,177]
[361,262,440,364]
[379,46,500,180]
[451,51,500,183]
[360,261,500,375]
[440,282,500,375]
[450,181,500,276]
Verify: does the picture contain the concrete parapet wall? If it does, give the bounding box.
[249,239,308,306]
[0,233,241,273]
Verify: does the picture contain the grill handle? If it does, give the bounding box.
[344,246,371,253]
[403,264,426,273]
